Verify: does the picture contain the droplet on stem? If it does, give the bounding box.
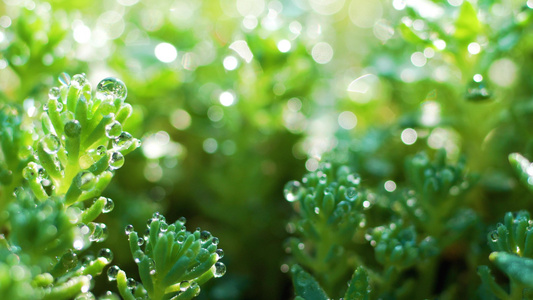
[284,180,302,202]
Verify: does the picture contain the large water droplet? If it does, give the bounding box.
[59,73,71,86]
[42,134,60,154]
[64,120,82,138]
[200,230,211,242]
[49,87,61,100]
[22,165,36,180]
[102,198,114,213]
[96,78,127,101]
[98,248,114,264]
[109,152,124,170]
[284,180,302,202]
[107,265,120,281]
[180,281,190,292]
[216,249,224,259]
[125,224,134,235]
[213,262,226,278]
[77,171,96,191]
[71,74,88,88]
[113,132,134,150]
[105,121,122,139]
[127,278,137,290]
[465,80,491,102]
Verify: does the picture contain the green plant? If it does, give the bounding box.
[0,73,225,299]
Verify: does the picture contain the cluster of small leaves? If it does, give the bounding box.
[0,73,140,299]
[107,213,226,300]
[285,150,478,299]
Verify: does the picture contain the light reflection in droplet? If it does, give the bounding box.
[223,56,238,70]
[219,91,235,106]
[155,42,178,63]
[384,180,397,192]
[411,52,427,67]
[401,128,417,145]
[277,39,291,53]
[433,39,446,50]
[170,109,191,130]
[203,138,218,153]
[311,42,333,64]
[229,40,254,63]
[473,74,483,82]
[338,111,357,130]
[467,42,481,55]
[243,15,258,30]
[73,23,91,44]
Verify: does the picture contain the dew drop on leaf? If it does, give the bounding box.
[109,152,124,170]
[64,120,82,138]
[113,131,133,150]
[77,171,96,191]
[102,198,114,213]
[59,72,71,86]
[41,134,60,154]
[62,249,78,269]
[71,74,88,88]
[213,262,226,278]
[105,121,122,139]
[48,87,61,100]
[107,265,120,281]
[216,249,224,259]
[98,248,114,264]
[127,278,137,290]
[96,77,127,101]
[284,180,302,202]
[200,230,211,241]
[125,224,134,235]
[180,281,190,292]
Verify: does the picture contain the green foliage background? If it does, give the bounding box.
[3,0,533,299]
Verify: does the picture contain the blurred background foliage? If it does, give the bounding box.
[2,0,533,298]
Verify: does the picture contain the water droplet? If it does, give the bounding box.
[284,181,302,202]
[56,102,63,112]
[137,238,144,246]
[133,250,144,264]
[113,132,134,150]
[490,231,499,242]
[200,230,211,242]
[216,249,224,259]
[109,152,124,170]
[77,171,96,191]
[126,278,137,290]
[105,121,122,139]
[107,265,120,281]
[319,174,328,184]
[213,262,226,278]
[125,224,134,235]
[96,77,127,101]
[160,222,168,232]
[180,281,190,292]
[43,103,49,111]
[41,134,60,154]
[64,120,82,138]
[102,198,114,213]
[96,145,107,156]
[98,248,113,264]
[62,249,78,269]
[59,73,71,86]
[178,216,187,225]
[22,165,36,180]
[465,80,491,102]
[211,237,219,245]
[49,87,61,100]
[71,74,88,88]
[345,187,358,201]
